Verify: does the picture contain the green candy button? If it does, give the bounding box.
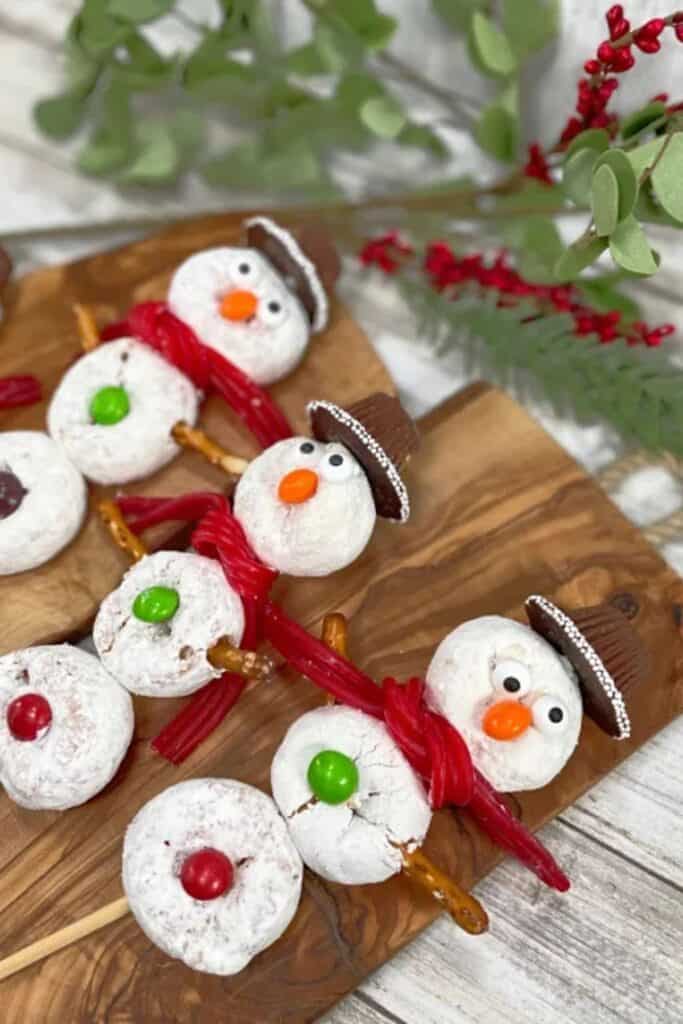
[307,749,359,805]
[89,385,130,426]
[133,586,180,623]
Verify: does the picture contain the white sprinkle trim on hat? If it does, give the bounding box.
[244,216,329,332]
[306,399,411,522]
[525,595,631,740]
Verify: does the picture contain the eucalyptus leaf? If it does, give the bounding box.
[593,149,638,221]
[115,33,175,90]
[502,0,558,58]
[651,133,683,223]
[64,16,101,94]
[314,20,364,73]
[554,236,607,281]
[360,94,406,139]
[78,136,130,175]
[34,92,86,139]
[609,215,657,275]
[121,121,179,183]
[563,147,597,206]
[398,122,448,157]
[565,128,610,160]
[517,217,564,284]
[591,164,619,236]
[626,136,668,179]
[107,0,175,22]
[79,1,131,57]
[469,11,517,77]
[335,1,397,49]
[432,0,486,33]
[475,103,518,161]
[620,101,667,140]
[285,43,328,75]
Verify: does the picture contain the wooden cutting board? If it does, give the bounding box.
[0,219,682,1024]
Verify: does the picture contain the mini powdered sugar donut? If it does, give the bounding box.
[47,337,199,485]
[425,597,650,792]
[0,431,87,575]
[233,393,419,576]
[271,705,432,884]
[0,645,134,810]
[167,217,340,386]
[122,778,303,975]
[93,551,245,697]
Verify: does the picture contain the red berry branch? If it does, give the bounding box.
[360,233,674,348]
[523,7,683,181]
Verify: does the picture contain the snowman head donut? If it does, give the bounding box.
[271,705,432,884]
[0,644,134,809]
[425,596,650,793]
[122,778,303,975]
[93,550,245,697]
[0,431,87,575]
[167,217,340,386]
[47,337,199,486]
[233,393,419,577]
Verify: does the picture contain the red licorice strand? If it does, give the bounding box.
[0,375,42,409]
[192,507,277,602]
[468,774,571,892]
[206,348,293,447]
[116,493,225,534]
[152,674,247,763]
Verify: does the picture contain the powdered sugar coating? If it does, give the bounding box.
[0,645,134,810]
[0,431,87,575]
[271,706,431,884]
[93,551,245,697]
[233,437,376,577]
[425,616,583,792]
[167,247,310,385]
[47,338,199,485]
[122,779,303,975]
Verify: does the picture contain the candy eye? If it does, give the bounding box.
[230,256,261,286]
[261,295,288,327]
[319,447,356,483]
[491,659,531,696]
[298,441,317,456]
[532,695,569,735]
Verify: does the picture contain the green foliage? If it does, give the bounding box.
[651,133,683,223]
[401,280,683,456]
[609,215,658,275]
[469,11,518,77]
[591,164,619,236]
[620,101,667,140]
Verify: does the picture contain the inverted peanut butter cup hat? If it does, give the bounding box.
[244,217,340,332]
[525,595,652,740]
[308,393,419,523]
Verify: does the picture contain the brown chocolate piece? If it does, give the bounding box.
[0,469,27,520]
[526,597,650,737]
[245,221,340,327]
[309,393,419,521]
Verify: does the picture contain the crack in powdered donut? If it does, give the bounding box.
[271,706,432,884]
[122,779,303,975]
[93,551,245,697]
[0,432,87,575]
[0,645,134,810]
[47,338,199,485]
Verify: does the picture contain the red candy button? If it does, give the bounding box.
[180,848,234,901]
[7,693,52,741]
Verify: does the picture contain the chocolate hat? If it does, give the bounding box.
[244,217,340,333]
[525,595,652,740]
[307,393,419,523]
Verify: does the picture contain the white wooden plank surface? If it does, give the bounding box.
[3,4,683,1023]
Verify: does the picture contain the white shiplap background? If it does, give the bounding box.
[1,4,682,1023]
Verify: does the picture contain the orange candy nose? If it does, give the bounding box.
[219,289,258,321]
[482,700,532,741]
[278,468,319,504]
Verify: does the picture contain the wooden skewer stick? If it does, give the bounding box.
[321,611,488,936]
[399,846,488,936]
[73,303,101,352]
[171,422,249,478]
[98,499,148,563]
[0,896,130,982]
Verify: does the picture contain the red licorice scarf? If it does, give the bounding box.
[116,492,570,893]
[101,302,292,448]
[0,376,41,409]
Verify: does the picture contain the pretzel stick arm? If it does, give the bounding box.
[97,500,148,562]
[321,613,349,704]
[171,422,249,477]
[207,636,273,681]
[0,897,130,982]
[73,303,101,352]
[400,847,488,935]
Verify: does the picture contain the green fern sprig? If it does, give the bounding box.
[398,276,683,455]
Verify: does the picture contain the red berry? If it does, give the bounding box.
[606,4,623,25]
[180,848,234,901]
[613,47,635,70]
[676,23,683,41]
[597,41,616,63]
[584,59,601,73]
[635,37,661,53]
[610,17,630,40]
[6,693,52,741]
[641,18,665,38]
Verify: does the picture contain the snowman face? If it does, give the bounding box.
[233,437,376,577]
[425,616,583,792]
[167,247,311,386]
